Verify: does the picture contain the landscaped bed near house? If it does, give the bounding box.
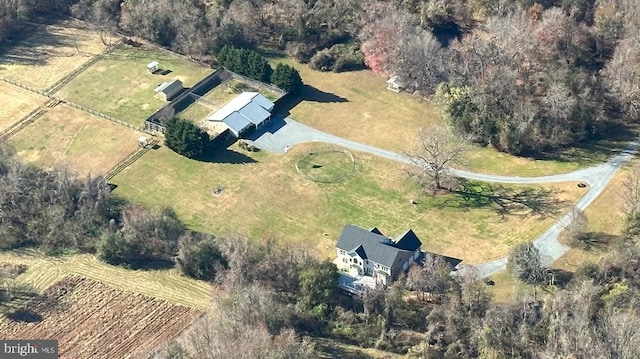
[111,142,586,264]
[57,45,211,128]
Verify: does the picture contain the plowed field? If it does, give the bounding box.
[0,276,201,359]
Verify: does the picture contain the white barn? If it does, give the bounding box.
[206,92,275,137]
[154,79,183,101]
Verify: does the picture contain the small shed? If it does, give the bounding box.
[386,76,405,93]
[154,79,183,101]
[137,135,149,147]
[147,61,159,74]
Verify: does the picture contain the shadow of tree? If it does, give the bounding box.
[5,308,42,322]
[197,138,258,164]
[434,180,564,218]
[571,232,619,251]
[274,84,348,117]
[525,124,639,167]
[549,268,573,289]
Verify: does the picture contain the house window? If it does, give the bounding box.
[342,259,348,263]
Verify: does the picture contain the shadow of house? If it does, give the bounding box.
[245,116,288,141]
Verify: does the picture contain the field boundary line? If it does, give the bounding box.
[105,139,158,181]
[45,39,124,96]
[0,105,49,140]
[0,76,50,97]
[60,99,140,131]
[0,74,143,132]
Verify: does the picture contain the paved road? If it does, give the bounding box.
[247,118,639,276]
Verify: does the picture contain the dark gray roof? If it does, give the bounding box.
[369,227,384,236]
[394,229,422,251]
[336,224,422,268]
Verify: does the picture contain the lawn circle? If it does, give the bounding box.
[295,147,356,183]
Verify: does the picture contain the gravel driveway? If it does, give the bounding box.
[247,117,639,277]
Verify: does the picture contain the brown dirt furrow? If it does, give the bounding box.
[0,276,201,359]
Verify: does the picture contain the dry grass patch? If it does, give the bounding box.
[585,167,626,236]
[0,83,47,131]
[0,19,107,90]
[0,250,212,309]
[111,142,585,263]
[10,104,142,176]
[275,60,436,153]
[270,55,624,177]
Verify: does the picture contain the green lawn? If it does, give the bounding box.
[57,45,211,127]
[111,142,584,263]
[263,51,628,177]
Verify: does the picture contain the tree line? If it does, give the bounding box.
[359,0,640,155]
[217,45,303,93]
[0,143,226,280]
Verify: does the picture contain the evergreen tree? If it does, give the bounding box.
[216,45,273,83]
[271,63,303,94]
[164,117,210,159]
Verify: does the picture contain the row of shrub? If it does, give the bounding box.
[217,45,303,94]
[308,43,365,73]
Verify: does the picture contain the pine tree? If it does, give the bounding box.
[164,117,210,159]
[271,63,303,93]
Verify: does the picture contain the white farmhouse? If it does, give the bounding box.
[335,224,423,287]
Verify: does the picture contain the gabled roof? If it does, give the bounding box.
[154,79,183,95]
[237,102,271,125]
[337,224,420,268]
[147,61,159,69]
[393,229,422,251]
[207,92,274,122]
[223,112,252,134]
[369,227,384,236]
[207,92,274,134]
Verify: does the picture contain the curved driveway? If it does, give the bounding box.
[248,118,639,276]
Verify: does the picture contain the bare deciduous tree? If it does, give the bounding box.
[565,206,590,248]
[404,126,467,193]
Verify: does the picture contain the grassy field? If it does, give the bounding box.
[0,250,212,309]
[58,44,211,127]
[10,104,142,176]
[111,142,585,263]
[0,83,47,131]
[266,54,628,177]
[0,20,107,90]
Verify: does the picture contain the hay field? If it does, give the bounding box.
[0,250,212,309]
[0,83,47,131]
[10,104,142,176]
[111,143,585,263]
[0,276,201,359]
[0,20,107,90]
[58,45,211,127]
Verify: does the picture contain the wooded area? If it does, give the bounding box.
[25,0,629,155]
